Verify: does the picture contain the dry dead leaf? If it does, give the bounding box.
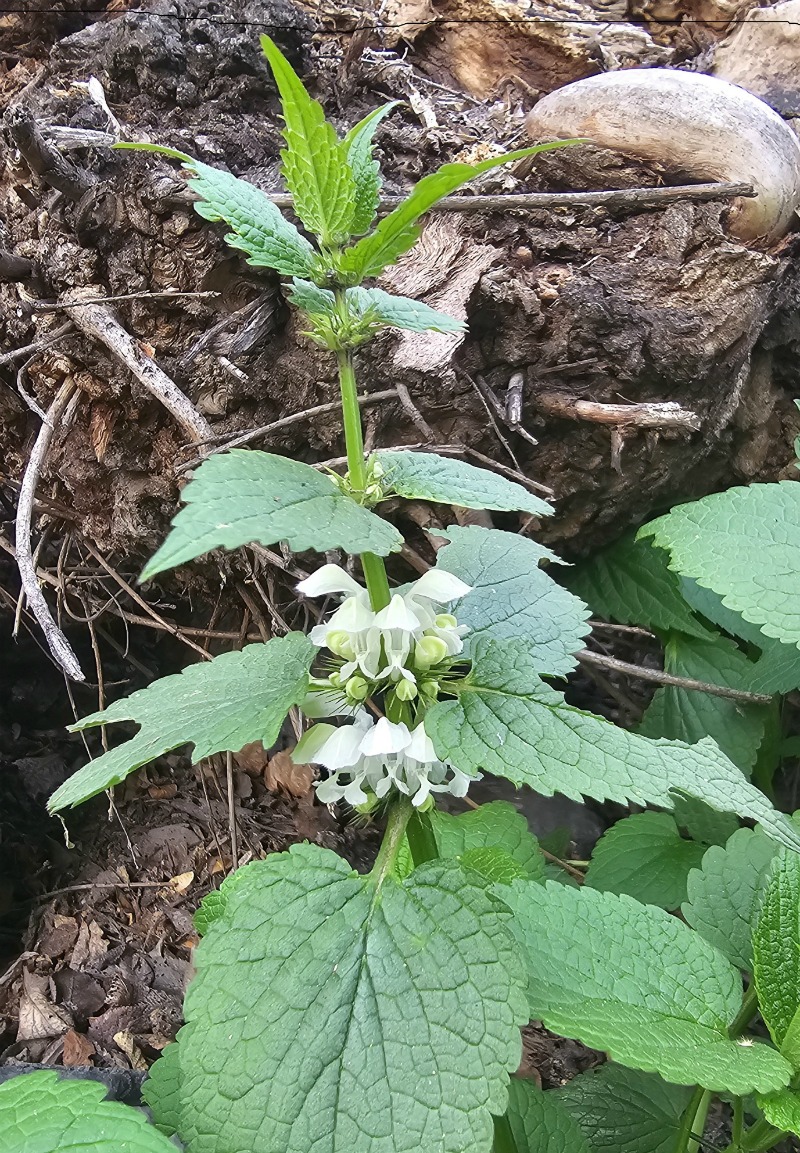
[70,920,108,969]
[234,741,269,776]
[63,1028,95,1066]
[265,749,314,798]
[89,401,117,462]
[168,871,194,895]
[114,1030,148,1070]
[17,970,72,1041]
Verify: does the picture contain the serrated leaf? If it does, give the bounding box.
[436,526,591,677]
[343,102,400,235]
[641,481,800,649]
[501,879,791,1093]
[639,632,768,774]
[565,532,715,640]
[502,1076,591,1153]
[193,864,265,936]
[49,634,314,812]
[341,142,574,279]
[754,850,800,1057]
[348,286,465,332]
[0,1070,177,1152]
[460,846,531,884]
[116,144,316,277]
[287,278,335,315]
[146,845,527,1153]
[585,812,706,910]
[427,637,800,853]
[141,450,402,580]
[556,1064,692,1153]
[682,827,778,971]
[144,1043,182,1138]
[377,452,552,516]
[261,35,356,245]
[758,1088,800,1135]
[430,801,545,881]
[671,795,740,847]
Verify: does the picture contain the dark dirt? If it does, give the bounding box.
[0,0,799,1141]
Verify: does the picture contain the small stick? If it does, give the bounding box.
[66,295,213,443]
[6,105,96,201]
[226,751,239,871]
[35,880,178,902]
[395,381,436,443]
[267,182,755,213]
[0,322,74,369]
[535,393,701,432]
[577,649,773,705]
[14,380,85,681]
[28,290,219,312]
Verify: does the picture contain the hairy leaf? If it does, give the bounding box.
[683,827,778,971]
[287,282,464,333]
[141,450,402,580]
[49,634,314,812]
[146,845,527,1153]
[436,527,591,677]
[502,879,791,1093]
[460,846,532,884]
[585,812,706,910]
[0,1070,177,1152]
[377,452,551,516]
[261,36,356,245]
[641,481,800,649]
[671,795,739,848]
[556,1065,692,1153]
[348,286,465,332]
[341,142,574,279]
[116,144,316,276]
[502,1076,591,1153]
[343,102,400,235]
[758,1088,800,1136]
[565,532,714,640]
[753,850,800,1057]
[639,632,768,774]
[430,801,545,881]
[427,638,800,852]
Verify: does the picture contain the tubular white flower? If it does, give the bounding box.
[294,711,478,807]
[298,564,473,683]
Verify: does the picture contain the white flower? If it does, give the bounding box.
[297,564,472,683]
[293,711,478,807]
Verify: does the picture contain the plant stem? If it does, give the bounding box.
[370,796,414,887]
[334,337,391,612]
[675,1086,710,1153]
[406,810,439,866]
[729,983,760,1038]
[731,1097,744,1147]
[492,1113,519,1153]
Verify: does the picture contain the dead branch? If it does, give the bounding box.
[535,393,702,432]
[14,380,85,681]
[6,105,97,201]
[65,294,213,444]
[578,649,773,705]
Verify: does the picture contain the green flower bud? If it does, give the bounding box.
[416,794,435,814]
[345,675,370,702]
[327,630,355,660]
[328,670,345,689]
[415,634,449,670]
[420,679,440,701]
[434,613,458,629]
[395,679,418,702]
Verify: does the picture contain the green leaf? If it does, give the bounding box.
[48,633,314,812]
[376,452,552,516]
[556,1064,693,1153]
[260,35,356,245]
[682,827,778,971]
[0,1070,177,1152]
[193,863,266,936]
[347,286,465,333]
[430,801,546,881]
[117,144,316,277]
[753,850,800,1055]
[502,1076,591,1153]
[427,637,800,853]
[287,278,335,315]
[585,812,706,910]
[341,142,575,279]
[343,102,400,235]
[640,481,800,649]
[639,632,768,774]
[758,1088,800,1136]
[501,879,792,1093]
[461,846,532,884]
[146,845,527,1153]
[435,527,591,677]
[140,450,402,580]
[564,532,714,640]
[671,795,740,847]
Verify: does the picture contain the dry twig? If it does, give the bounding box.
[577,648,772,705]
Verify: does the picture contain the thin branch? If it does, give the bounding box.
[268,182,755,213]
[14,381,85,681]
[226,751,239,870]
[0,322,74,369]
[28,290,219,312]
[577,649,773,705]
[66,295,213,443]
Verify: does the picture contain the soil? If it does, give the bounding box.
[0,0,799,1145]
